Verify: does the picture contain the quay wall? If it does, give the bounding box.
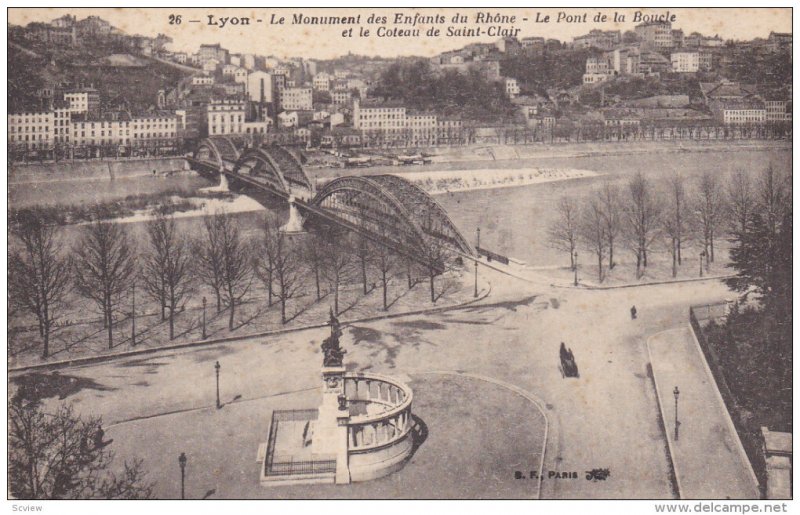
[9,157,190,184]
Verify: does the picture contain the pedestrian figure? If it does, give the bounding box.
[630,305,637,320]
[93,425,106,448]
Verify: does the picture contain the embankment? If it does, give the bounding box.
[9,157,190,184]
[426,139,791,164]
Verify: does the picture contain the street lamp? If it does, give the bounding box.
[573,251,579,286]
[673,386,680,441]
[131,281,136,346]
[215,361,221,409]
[473,260,478,298]
[476,227,481,251]
[202,296,207,339]
[178,452,187,499]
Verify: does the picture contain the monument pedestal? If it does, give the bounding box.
[313,366,351,484]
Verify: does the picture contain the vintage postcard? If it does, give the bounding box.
[5,5,794,510]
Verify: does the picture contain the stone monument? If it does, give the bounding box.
[312,309,351,483]
[260,310,415,486]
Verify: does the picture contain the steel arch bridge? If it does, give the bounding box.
[195,136,241,170]
[310,175,474,258]
[188,139,474,264]
[192,137,314,200]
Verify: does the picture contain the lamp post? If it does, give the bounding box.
[131,281,136,346]
[473,260,478,298]
[476,227,481,251]
[202,296,207,339]
[573,251,579,286]
[673,386,680,441]
[178,452,187,499]
[215,361,221,409]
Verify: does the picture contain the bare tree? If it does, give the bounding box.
[547,196,579,269]
[272,232,305,324]
[142,213,192,339]
[598,181,621,270]
[214,212,254,330]
[141,214,168,322]
[756,165,790,241]
[9,401,153,499]
[727,168,754,237]
[303,233,324,302]
[666,171,687,265]
[8,211,71,358]
[371,229,399,310]
[354,233,374,295]
[419,212,456,304]
[578,198,607,282]
[253,214,278,308]
[662,213,681,278]
[74,220,136,349]
[692,170,724,266]
[623,172,662,278]
[194,213,225,313]
[319,227,354,316]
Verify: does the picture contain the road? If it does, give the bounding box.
[10,267,740,499]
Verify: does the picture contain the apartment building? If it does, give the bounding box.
[279,87,313,111]
[207,98,246,136]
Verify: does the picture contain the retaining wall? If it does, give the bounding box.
[10,158,189,184]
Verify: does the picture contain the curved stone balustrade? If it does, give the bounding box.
[342,372,415,481]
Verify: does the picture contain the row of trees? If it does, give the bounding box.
[9,209,452,359]
[547,166,788,283]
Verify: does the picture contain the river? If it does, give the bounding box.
[9,147,791,268]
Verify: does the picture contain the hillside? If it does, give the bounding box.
[7,42,192,113]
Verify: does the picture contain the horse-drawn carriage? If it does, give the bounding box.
[559,342,579,378]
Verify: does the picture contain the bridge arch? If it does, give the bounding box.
[311,175,474,258]
[194,136,241,170]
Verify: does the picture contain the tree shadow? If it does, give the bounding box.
[336,294,363,317]
[172,314,202,341]
[53,324,108,356]
[11,372,117,404]
[385,280,416,310]
[284,300,313,324]
[349,326,384,346]
[393,320,447,331]
[433,276,460,303]
[234,304,268,331]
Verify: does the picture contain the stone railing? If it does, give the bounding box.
[343,372,413,453]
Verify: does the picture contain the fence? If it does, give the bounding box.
[688,305,766,497]
[690,302,729,326]
[476,246,510,265]
[264,409,337,477]
[267,459,337,476]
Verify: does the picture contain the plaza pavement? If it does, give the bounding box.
[9,266,749,499]
[647,328,760,499]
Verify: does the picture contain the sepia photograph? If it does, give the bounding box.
[4,4,795,510]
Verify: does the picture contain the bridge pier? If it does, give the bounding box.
[280,196,307,234]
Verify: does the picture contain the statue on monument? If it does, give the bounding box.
[321,308,346,367]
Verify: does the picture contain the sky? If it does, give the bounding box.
[8,7,793,60]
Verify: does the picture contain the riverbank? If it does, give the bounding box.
[305,139,790,181]
[427,139,791,163]
[9,156,189,184]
